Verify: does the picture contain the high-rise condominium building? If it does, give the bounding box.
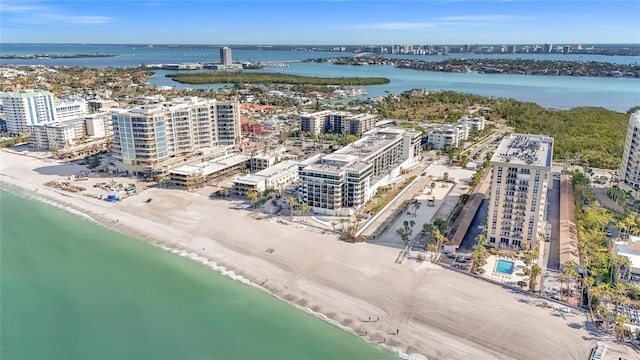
[487,134,554,249]
[620,110,640,190]
[1,90,88,134]
[220,47,232,66]
[110,96,240,176]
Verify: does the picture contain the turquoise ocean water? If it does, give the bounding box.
[0,190,397,360]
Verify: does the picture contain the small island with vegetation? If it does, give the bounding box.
[165,72,390,86]
[0,53,117,60]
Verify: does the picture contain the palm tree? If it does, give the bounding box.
[287,196,299,217]
[443,172,449,183]
[432,228,448,254]
[220,187,229,198]
[299,203,311,222]
[397,220,416,247]
[614,314,629,341]
[246,190,259,208]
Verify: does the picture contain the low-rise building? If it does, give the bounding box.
[422,123,469,150]
[616,236,640,282]
[458,115,486,131]
[169,153,249,188]
[232,160,299,196]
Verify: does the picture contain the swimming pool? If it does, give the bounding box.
[495,259,515,275]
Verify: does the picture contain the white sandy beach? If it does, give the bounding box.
[1,149,637,360]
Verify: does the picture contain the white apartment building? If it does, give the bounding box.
[422,123,469,150]
[1,90,89,134]
[110,96,241,176]
[487,134,554,249]
[2,90,56,134]
[27,114,109,151]
[232,160,299,196]
[249,150,286,172]
[298,128,422,215]
[458,116,486,131]
[620,110,640,190]
[55,99,88,121]
[299,110,377,136]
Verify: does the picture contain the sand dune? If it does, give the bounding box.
[1,149,636,360]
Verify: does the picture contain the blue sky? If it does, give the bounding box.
[1,1,639,44]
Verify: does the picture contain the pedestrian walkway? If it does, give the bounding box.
[447,169,492,251]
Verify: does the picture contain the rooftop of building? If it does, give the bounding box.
[617,236,640,272]
[1,89,54,98]
[300,127,418,173]
[112,96,236,115]
[235,160,299,185]
[170,153,249,176]
[491,133,554,168]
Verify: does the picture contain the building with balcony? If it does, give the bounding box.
[299,110,376,136]
[487,134,554,249]
[27,114,110,151]
[1,90,89,134]
[458,115,486,131]
[232,160,299,196]
[620,110,640,190]
[422,123,469,150]
[169,153,249,188]
[110,96,241,176]
[297,127,422,215]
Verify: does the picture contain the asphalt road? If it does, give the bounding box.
[546,176,561,270]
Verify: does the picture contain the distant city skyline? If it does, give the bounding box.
[1,1,639,45]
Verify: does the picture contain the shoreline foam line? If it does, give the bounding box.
[0,184,422,360]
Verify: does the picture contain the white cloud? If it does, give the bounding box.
[437,14,529,22]
[0,3,45,12]
[2,1,113,25]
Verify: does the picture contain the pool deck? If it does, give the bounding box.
[480,255,529,286]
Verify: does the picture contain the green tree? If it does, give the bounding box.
[246,190,259,208]
[287,196,299,216]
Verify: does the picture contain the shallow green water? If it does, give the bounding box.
[0,190,398,360]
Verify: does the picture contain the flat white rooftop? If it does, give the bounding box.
[491,133,554,168]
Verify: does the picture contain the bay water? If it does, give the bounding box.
[1,43,638,111]
[0,190,397,360]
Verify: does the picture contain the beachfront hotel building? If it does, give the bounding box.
[1,90,87,134]
[110,96,241,177]
[299,110,377,136]
[620,110,640,190]
[487,134,554,249]
[169,152,249,188]
[28,114,109,151]
[297,127,422,216]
